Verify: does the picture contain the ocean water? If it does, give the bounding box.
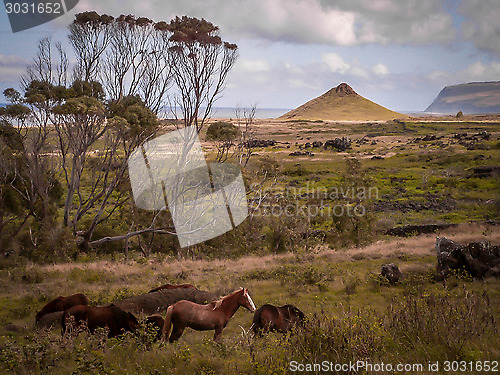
[159,107,291,120]
[210,107,291,119]
[0,103,290,120]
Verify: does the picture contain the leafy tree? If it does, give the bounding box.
[206,121,240,162]
[164,16,238,132]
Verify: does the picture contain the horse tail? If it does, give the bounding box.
[161,305,174,341]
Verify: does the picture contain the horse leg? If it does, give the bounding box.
[213,326,224,342]
[169,324,186,343]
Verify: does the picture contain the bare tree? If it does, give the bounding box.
[72,13,173,115]
[234,105,257,168]
[164,16,238,133]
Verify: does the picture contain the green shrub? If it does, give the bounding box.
[205,121,240,141]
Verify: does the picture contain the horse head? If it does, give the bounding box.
[240,288,256,312]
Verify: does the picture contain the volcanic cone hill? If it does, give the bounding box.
[280,83,407,122]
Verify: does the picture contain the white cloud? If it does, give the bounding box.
[322,52,350,73]
[372,63,389,76]
[236,58,270,73]
[427,61,500,85]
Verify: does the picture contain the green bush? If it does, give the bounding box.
[205,121,240,141]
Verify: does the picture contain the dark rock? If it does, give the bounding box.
[385,224,457,237]
[477,131,490,140]
[289,151,314,157]
[435,237,500,279]
[312,141,323,148]
[243,139,276,148]
[471,166,500,178]
[453,132,467,139]
[422,135,437,141]
[381,263,403,284]
[324,137,351,151]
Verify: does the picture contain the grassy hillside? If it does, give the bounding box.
[280,83,408,122]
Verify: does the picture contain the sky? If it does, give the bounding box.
[0,0,499,112]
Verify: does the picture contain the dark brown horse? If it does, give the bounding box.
[251,304,306,335]
[162,287,256,342]
[62,304,138,338]
[148,283,197,293]
[36,293,89,322]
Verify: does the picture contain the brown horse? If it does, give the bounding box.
[148,283,197,293]
[251,304,306,335]
[36,293,89,322]
[62,304,138,338]
[162,287,256,342]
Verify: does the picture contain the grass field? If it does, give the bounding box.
[1,224,499,374]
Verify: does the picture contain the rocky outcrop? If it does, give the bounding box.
[243,139,276,148]
[289,151,314,157]
[335,83,357,96]
[435,237,500,279]
[385,224,457,237]
[324,137,351,151]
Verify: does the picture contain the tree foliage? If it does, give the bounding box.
[1,11,239,256]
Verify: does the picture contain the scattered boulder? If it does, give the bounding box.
[312,141,323,148]
[422,135,437,141]
[289,151,314,157]
[435,237,500,279]
[380,263,403,284]
[385,223,457,236]
[453,132,468,139]
[324,137,351,151]
[243,139,276,148]
[471,166,500,178]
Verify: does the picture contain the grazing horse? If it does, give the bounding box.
[148,283,197,293]
[62,304,138,338]
[251,304,306,335]
[162,287,256,342]
[36,293,89,322]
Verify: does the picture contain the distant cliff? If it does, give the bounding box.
[425,81,500,114]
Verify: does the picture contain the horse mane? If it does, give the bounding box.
[212,287,244,311]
